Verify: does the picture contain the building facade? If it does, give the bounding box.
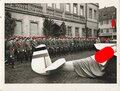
[85,3,99,38]
[5,3,99,38]
[99,6,116,39]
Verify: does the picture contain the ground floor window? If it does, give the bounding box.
[106,29,109,33]
[88,29,92,37]
[75,27,79,36]
[30,22,38,36]
[101,29,103,33]
[66,26,72,36]
[14,20,22,36]
[82,28,86,37]
[113,28,116,32]
[94,29,97,37]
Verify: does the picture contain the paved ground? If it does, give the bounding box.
[5,50,116,83]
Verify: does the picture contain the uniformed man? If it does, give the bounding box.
[17,38,24,63]
[8,38,16,68]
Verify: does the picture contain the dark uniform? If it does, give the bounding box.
[7,39,16,68]
[17,39,24,63]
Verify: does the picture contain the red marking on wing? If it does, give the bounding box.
[95,47,114,63]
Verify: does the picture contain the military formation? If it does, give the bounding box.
[5,36,96,68]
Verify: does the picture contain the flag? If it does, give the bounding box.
[111,19,116,28]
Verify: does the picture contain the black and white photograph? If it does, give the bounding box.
[4,3,117,84]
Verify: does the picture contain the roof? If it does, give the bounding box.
[99,6,116,21]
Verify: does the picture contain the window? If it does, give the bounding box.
[14,20,22,36]
[30,22,38,36]
[94,29,97,37]
[106,29,109,33]
[56,3,60,9]
[82,28,86,37]
[47,3,53,7]
[94,10,97,19]
[73,3,77,14]
[88,29,92,37]
[66,3,70,12]
[103,21,105,24]
[80,5,84,16]
[113,28,116,32]
[75,27,79,36]
[101,29,103,33]
[100,21,103,25]
[104,20,109,24]
[67,26,72,36]
[106,20,109,24]
[89,8,92,19]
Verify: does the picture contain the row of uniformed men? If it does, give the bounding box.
[5,37,96,68]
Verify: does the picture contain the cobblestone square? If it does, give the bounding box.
[5,50,116,83]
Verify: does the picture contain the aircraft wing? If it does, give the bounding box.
[45,58,66,72]
[94,43,117,56]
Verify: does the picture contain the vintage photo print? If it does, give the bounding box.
[0,0,120,91]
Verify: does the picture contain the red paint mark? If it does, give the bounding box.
[95,47,114,63]
[111,19,116,27]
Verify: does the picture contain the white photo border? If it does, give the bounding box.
[0,0,120,91]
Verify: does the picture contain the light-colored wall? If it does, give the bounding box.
[11,11,85,37]
[6,3,99,38]
[86,3,98,23]
[99,19,116,36]
[86,3,99,37]
[87,21,98,37]
[65,21,85,37]
[11,12,44,37]
[99,20,112,29]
